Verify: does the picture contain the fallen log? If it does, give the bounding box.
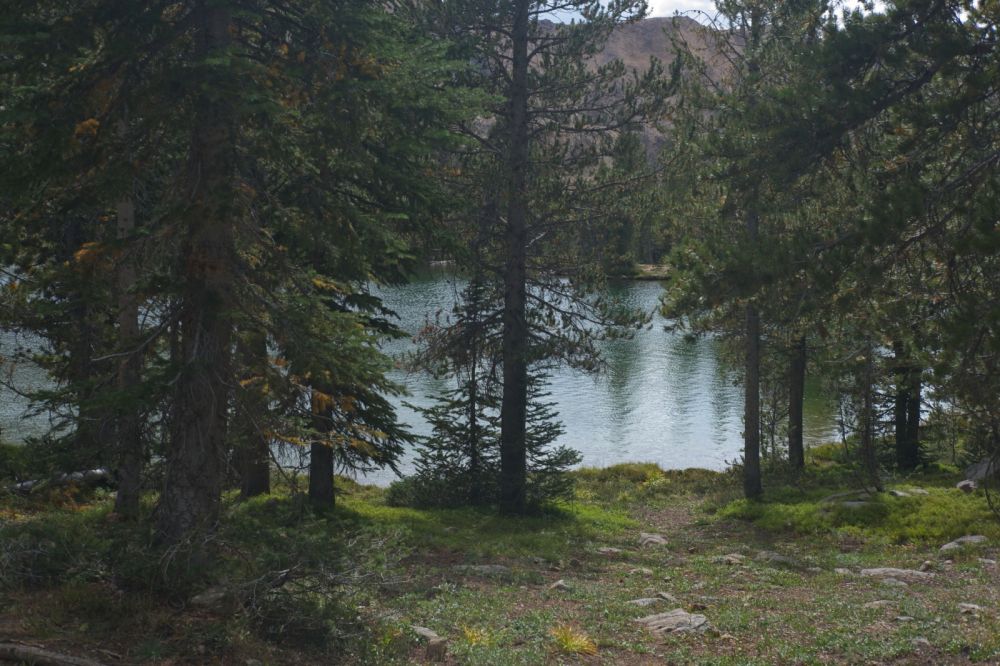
[0,642,106,666]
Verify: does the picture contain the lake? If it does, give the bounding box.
[0,275,837,484]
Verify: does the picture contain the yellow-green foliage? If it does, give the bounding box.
[719,486,1000,542]
[549,623,597,655]
[573,463,727,505]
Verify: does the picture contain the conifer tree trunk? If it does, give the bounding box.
[905,364,921,467]
[893,341,921,470]
[499,0,531,516]
[860,342,883,491]
[743,208,762,499]
[787,335,806,471]
[308,391,335,507]
[113,192,143,517]
[156,2,237,544]
[236,330,270,498]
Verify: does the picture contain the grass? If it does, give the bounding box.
[1,460,999,664]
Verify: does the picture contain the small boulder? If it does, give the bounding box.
[627,597,664,607]
[841,501,870,509]
[863,600,894,609]
[918,560,934,572]
[411,626,441,641]
[189,587,232,610]
[548,579,571,592]
[597,546,623,556]
[716,553,746,565]
[629,567,654,577]
[957,479,977,493]
[657,591,679,603]
[940,535,987,553]
[881,577,908,587]
[912,637,931,648]
[756,551,802,568]
[859,567,934,583]
[889,489,910,498]
[834,567,853,575]
[964,458,998,482]
[978,558,997,567]
[958,603,983,615]
[635,608,710,635]
[639,533,668,548]
[909,488,930,495]
[894,615,914,622]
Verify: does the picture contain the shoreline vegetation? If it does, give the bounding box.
[2,447,998,664]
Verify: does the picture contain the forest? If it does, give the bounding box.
[1,0,999,663]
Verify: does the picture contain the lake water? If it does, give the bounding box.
[0,275,837,484]
[367,274,837,485]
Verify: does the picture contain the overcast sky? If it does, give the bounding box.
[647,0,717,20]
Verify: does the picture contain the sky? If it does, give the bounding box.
[647,0,717,20]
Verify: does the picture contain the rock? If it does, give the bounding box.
[909,488,930,495]
[881,577,909,587]
[628,597,664,607]
[629,567,654,577]
[452,564,512,578]
[863,600,894,609]
[965,458,999,482]
[639,532,668,547]
[635,608,710,635]
[895,616,915,622]
[189,587,232,610]
[958,603,983,614]
[716,553,746,565]
[889,489,910,497]
[957,479,977,493]
[912,637,931,648]
[859,567,934,583]
[548,579,571,592]
[841,501,870,509]
[918,560,934,572]
[940,535,987,552]
[411,626,441,641]
[597,546,623,556]
[756,551,802,568]
[806,567,823,574]
[834,567,853,575]
[978,558,997,567]
[657,591,679,603]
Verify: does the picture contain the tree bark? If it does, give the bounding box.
[905,364,921,467]
[787,335,806,471]
[892,341,921,470]
[113,190,144,517]
[743,207,762,500]
[236,330,270,498]
[308,390,335,507]
[155,3,236,545]
[860,342,883,491]
[499,0,531,516]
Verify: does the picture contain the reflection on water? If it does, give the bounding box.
[0,274,838,484]
[365,274,837,485]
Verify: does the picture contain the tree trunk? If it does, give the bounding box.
[155,3,236,544]
[113,190,144,517]
[905,364,921,467]
[499,0,531,516]
[787,335,806,471]
[743,207,762,500]
[860,342,883,491]
[236,330,270,498]
[308,390,335,507]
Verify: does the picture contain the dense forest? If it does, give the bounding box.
[1,0,999,663]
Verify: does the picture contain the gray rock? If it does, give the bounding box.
[881,577,909,587]
[716,553,746,565]
[841,501,871,509]
[452,564,512,578]
[958,603,983,614]
[912,637,931,648]
[806,567,823,574]
[957,479,977,493]
[978,558,997,567]
[756,551,802,568]
[411,625,441,641]
[548,579,571,592]
[895,615,915,622]
[859,567,934,583]
[627,597,664,607]
[863,600,894,609]
[940,535,987,552]
[834,567,853,575]
[657,591,679,603]
[889,489,910,497]
[909,488,930,495]
[639,532,668,547]
[919,560,934,572]
[635,608,710,635]
[189,587,231,609]
[597,546,623,555]
[629,567,654,577]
